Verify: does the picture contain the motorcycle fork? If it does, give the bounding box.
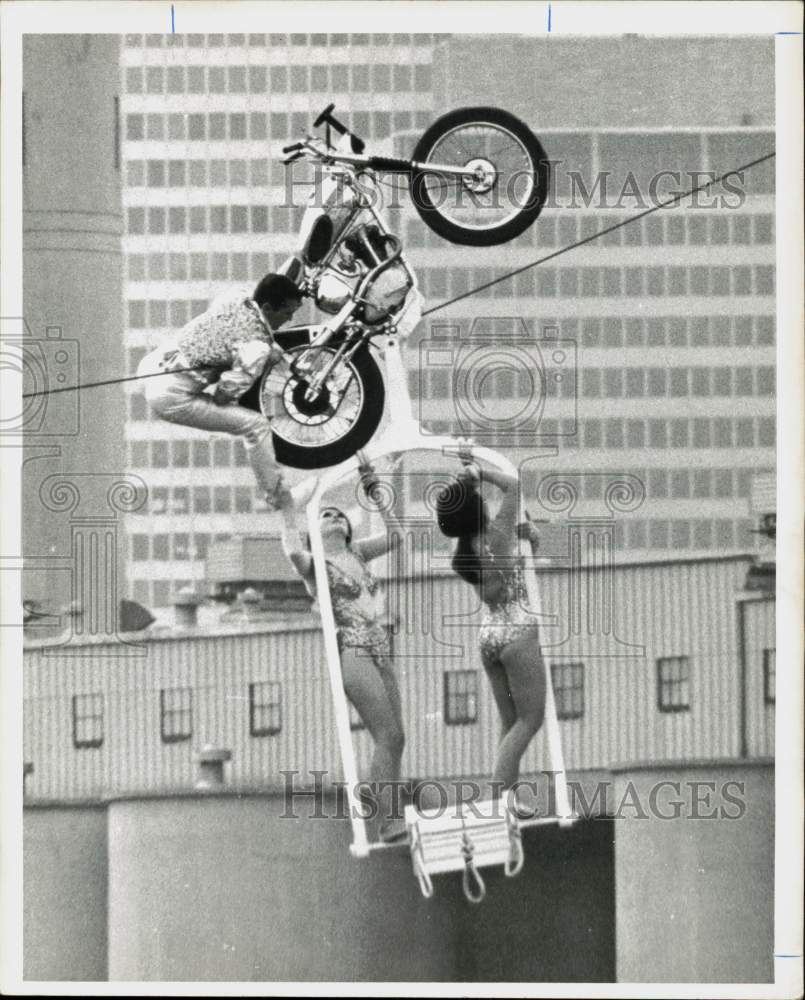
[292,331,369,403]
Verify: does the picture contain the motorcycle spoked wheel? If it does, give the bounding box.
[239,330,385,470]
[409,106,550,247]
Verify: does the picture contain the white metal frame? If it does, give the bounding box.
[293,334,573,858]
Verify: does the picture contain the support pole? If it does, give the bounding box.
[296,336,574,857]
[305,460,370,857]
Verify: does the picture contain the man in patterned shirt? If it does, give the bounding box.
[138,273,303,509]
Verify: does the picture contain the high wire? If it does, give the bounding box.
[19,150,775,401]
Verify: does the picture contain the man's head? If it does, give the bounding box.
[253,273,304,329]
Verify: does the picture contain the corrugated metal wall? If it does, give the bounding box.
[23,556,773,799]
[742,596,775,758]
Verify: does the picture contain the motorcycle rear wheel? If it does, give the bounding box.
[409,106,550,247]
[239,330,385,470]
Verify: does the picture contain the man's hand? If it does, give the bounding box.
[213,384,239,406]
[273,483,294,512]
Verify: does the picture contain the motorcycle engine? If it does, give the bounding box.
[314,271,355,314]
[313,222,411,321]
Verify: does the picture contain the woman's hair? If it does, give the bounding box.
[435,481,488,586]
[303,506,353,549]
[252,272,303,311]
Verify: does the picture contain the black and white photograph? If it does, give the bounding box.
[1,1,802,994]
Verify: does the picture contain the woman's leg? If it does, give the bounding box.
[339,647,405,828]
[489,632,547,790]
[481,643,518,737]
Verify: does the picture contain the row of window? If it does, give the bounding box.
[416,364,775,401]
[127,288,775,339]
[125,202,304,237]
[125,62,434,96]
[422,415,775,450]
[124,33,442,48]
[127,251,277,284]
[394,130,776,200]
[448,652,775,723]
[70,650,776,750]
[408,211,775,250]
[421,314,775,349]
[125,365,774,427]
[124,109,431,144]
[127,418,774,480]
[416,263,776,300]
[127,518,757,576]
[72,682,281,748]
[125,464,760,526]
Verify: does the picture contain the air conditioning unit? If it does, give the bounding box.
[205,534,313,611]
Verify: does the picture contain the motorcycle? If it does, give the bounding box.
[240,104,550,470]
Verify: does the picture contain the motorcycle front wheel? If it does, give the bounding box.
[239,330,385,470]
[409,107,550,247]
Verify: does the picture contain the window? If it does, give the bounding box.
[126,113,144,140]
[753,214,773,243]
[657,656,690,712]
[152,534,169,560]
[146,113,164,140]
[160,687,193,743]
[229,113,247,141]
[132,534,149,561]
[249,682,282,736]
[688,316,708,346]
[551,662,584,720]
[763,649,775,705]
[755,266,775,296]
[671,519,691,549]
[214,486,232,514]
[444,669,478,725]
[73,693,104,749]
[193,486,211,513]
[146,66,164,94]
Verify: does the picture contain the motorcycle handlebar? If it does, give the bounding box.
[282,142,304,154]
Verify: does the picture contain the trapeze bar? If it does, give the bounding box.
[295,332,575,862]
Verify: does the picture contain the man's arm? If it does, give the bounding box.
[213,339,283,403]
[275,485,314,580]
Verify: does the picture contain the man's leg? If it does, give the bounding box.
[146,372,283,498]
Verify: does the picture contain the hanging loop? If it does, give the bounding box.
[460,830,486,904]
[504,813,525,878]
[410,827,434,899]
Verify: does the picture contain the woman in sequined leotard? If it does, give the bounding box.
[277,464,407,841]
[436,455,546,799]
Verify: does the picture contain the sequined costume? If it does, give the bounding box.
[177,289,271,373]
[309,555,391,661]
[137,286,283,500]
[476,551,540,666]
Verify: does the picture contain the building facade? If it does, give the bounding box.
[119,34,775,609]
[22,553,774,800]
